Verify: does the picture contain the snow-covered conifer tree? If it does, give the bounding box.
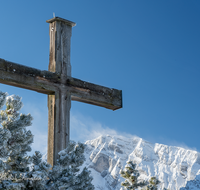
[120,160,147,190]
[0,91,94,190]
[47,140,94,190]
[120,160,163,190]
[146,177,160,190]
[0,91,52,189]
[0,92,37,189]
[26,151,51,189]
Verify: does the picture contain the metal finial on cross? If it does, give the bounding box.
[0,17,122,166]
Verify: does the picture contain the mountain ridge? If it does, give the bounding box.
[82,135,200,190]
[42,134,200,189]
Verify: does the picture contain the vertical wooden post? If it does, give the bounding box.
[46,17,76,166]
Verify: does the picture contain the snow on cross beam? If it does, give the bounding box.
[0,17,122,166]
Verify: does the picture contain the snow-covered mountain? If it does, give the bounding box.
[82,135,200,190]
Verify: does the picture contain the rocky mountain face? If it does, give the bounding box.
[82,135,200,190]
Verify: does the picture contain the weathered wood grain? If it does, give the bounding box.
[0,58,122,110]
[0,58,57,94]
[47,18,73,166]
[68,77,122,110]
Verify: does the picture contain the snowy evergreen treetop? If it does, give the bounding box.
[0,91,94,190]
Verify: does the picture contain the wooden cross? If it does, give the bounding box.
[0,17,122,166]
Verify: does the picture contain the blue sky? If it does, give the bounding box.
[0,1,200,154]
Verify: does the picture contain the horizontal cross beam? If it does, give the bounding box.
[0,58,122,110]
